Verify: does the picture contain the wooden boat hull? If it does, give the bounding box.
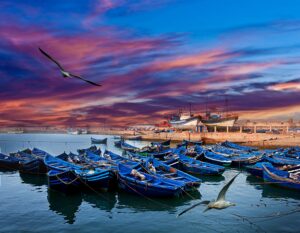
[180,162,224,175]
[117,164,183,197]
[19,158,48,175]
[138,149,173,159]
[203,151,232,167]
[91,137,107,144]
[245,162,273,178]
[48,170,81,194]
[202,116,237,127]
[177,154,225,176]
[263,155,300,166]
[230,155,262,167]
[220,141,257,151]
[77,146,100,155]
[45,154,117,192]
[114,140,122,148]
[118,178,182,197]
[123,135,142,140]
[145,158,201,191]
[78,170,117,191]
[0,156,20,170]
[120,141,138,152]
[169,116,199,130]
[263,164,300,190]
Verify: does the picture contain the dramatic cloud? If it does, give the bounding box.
[267,81,300,91]
[1,0,300,127]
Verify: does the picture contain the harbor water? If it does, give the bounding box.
[0,133,299,233]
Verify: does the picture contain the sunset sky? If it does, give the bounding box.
[1,0,300,127]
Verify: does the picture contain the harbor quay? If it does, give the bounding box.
[87,127,300,148]
[1,120,299,148]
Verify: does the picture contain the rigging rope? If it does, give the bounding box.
[55,173,80,185]
[70,170,117,203]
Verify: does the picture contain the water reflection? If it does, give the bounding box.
[19,173,48,187]
[47,190,82,224]
[116,190,201,213]
[200,175,225,183]
[0,169,18,174]
[83,191,117,212]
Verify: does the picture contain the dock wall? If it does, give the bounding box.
[90,129,300,148]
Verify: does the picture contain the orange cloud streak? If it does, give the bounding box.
[268,82,300,91]
[151,50,234,71]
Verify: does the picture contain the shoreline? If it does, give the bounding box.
[1,130,299,148]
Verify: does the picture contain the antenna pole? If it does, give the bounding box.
[225,95,228,117]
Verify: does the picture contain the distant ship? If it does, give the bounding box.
[67,128,89,135]
[169,112,200,130]
[80,129,88,134]
[200,113,238,127]
[7,129,24,134]
[67,129,80,135]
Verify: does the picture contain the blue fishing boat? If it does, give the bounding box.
[182,139,203,146]
[17,151,48,175]
[0,153,20,170]
[263,155,300,166]
[210,145,239,154]
[176,153,225,175]
[150,140,171,149]
[117,163,184,197]
[48,169,81,193]
[138,148,174,159]
[285,147,300,159]
[273,147,300,159]
[143,158,201,191]
[210,145,262,167]
[229,153,262,167]
[103,150,139,165]
[56,152,70,161]
[114,140,122,148]
[262,163,300,190]
[221,141,257,152]
[124,151,148,163]
[91,137,107,144]
[95,150,140,169]
[77,145,101,155]
[203,150,232,166]
[103,150,127,161]
[120,141,138,152]
[123,135,142,140]
[31,147,50,157]
[245,162,273,178]
[44,154,116,192]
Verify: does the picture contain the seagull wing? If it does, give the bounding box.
[216,173,240,201]
[69,73,102,87]
[39,48,64,70]
[177,200,210,217]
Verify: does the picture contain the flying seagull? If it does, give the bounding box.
[177,173,240,217]
[39,47,101,87]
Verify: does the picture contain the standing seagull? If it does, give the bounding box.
[39,47,101,87]
[177,173,240,217]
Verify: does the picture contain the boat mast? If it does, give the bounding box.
[205,95,209,118]
[225,95,228,117]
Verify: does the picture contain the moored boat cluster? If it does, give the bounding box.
[0,139,299,197]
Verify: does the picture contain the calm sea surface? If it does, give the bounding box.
[0,133,299,233]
